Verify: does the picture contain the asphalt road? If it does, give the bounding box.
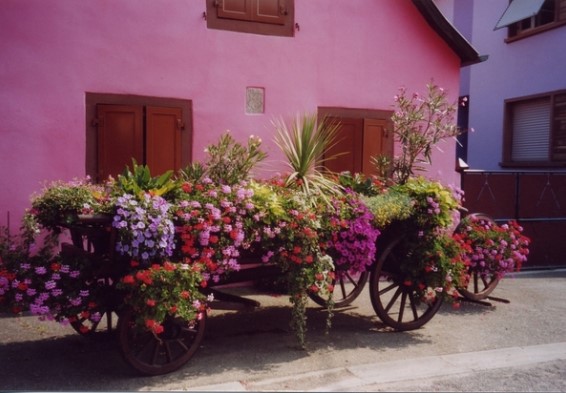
[1,269,566,391]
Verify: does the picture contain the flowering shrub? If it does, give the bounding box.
[118,261,210,334]
[249,179,335,347]
[112,193,176,264]
[319,192,380,275]
[27,177,112,231]
[399,233,469,305]
[0,228,102,329]
[173,179,257,283]
[454,215,530,279]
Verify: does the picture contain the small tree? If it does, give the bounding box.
[372,82,460,184]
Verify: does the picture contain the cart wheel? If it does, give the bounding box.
[309,270,369,307]
[369,237,443,331]
[454,213,500,301]
[70,311,111,336]
[458,272,500,302]
[118,309,206,375]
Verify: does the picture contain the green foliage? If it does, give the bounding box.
[118,262,208,334]
[391,176,461,230]
[201,132,267,185]
[28,178,112,231]
[273,113,344,204]
[374,82,460,184]
[116,159,177,198]
[335,171,386,196]
[179,162,207,183]
[360,191,414,229]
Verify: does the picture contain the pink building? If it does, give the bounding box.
[0,0,483,230]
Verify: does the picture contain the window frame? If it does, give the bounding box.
[85,93,193,182]
[505,0,566,42]
[501,90,566,168]
[206,0,295,37]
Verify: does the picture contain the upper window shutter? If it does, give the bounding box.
[255,0,286,25]
[494,0,546,30]
[511,98,551,161]
[217,0,253,22]
[552,93,566,160]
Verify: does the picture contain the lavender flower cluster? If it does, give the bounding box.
[113,193,175,263]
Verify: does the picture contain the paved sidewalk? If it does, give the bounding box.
[1,269,565,391]
[188,342,566,391]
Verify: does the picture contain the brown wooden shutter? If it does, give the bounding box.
[362,119,388,177]
[217,0,285,25]
[146,106,183,176]
[255,0,286,25]
[217,0,253,21]
[96,104,143,181]
[552,93,566,161]
[324,117,363,174]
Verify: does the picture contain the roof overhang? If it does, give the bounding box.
[411,0,488,67]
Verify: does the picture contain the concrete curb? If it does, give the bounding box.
[187,342,566,391]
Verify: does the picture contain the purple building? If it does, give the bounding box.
[450,0,566,267]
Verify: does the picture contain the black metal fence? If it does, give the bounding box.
[461,171,566,268]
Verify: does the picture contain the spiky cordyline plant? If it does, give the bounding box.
[273,113,344,204]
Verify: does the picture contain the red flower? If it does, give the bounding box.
[135,271,153,285]
[145,319,164,334]
[50,262,61,272]
[163,261,176,271]
[180,290,190,299]
[79,325,90,334]
[81,310,90,319]
[122,275,135,285]
[146,299,156,307]
[182,182,192,193]
[130,260,140,267]
[17,282,28,291]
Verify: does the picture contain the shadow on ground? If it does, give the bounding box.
[0,302,433,391]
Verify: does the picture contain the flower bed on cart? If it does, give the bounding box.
[0,84,530,349]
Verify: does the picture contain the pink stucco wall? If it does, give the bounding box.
[0,0,461,230]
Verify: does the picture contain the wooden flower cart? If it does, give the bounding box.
[60,211,501,376]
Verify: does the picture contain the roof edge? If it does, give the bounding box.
[411,0,488,67]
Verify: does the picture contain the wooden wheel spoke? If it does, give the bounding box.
[481,274,490,289]
[397,292,407,323]
[339,279,347,298]
[176,338,189,352]
[379,281,398,296]
[385,286,403,313]
[151,340,161,365]
[409,291,419,320]
[164,341,173,363]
